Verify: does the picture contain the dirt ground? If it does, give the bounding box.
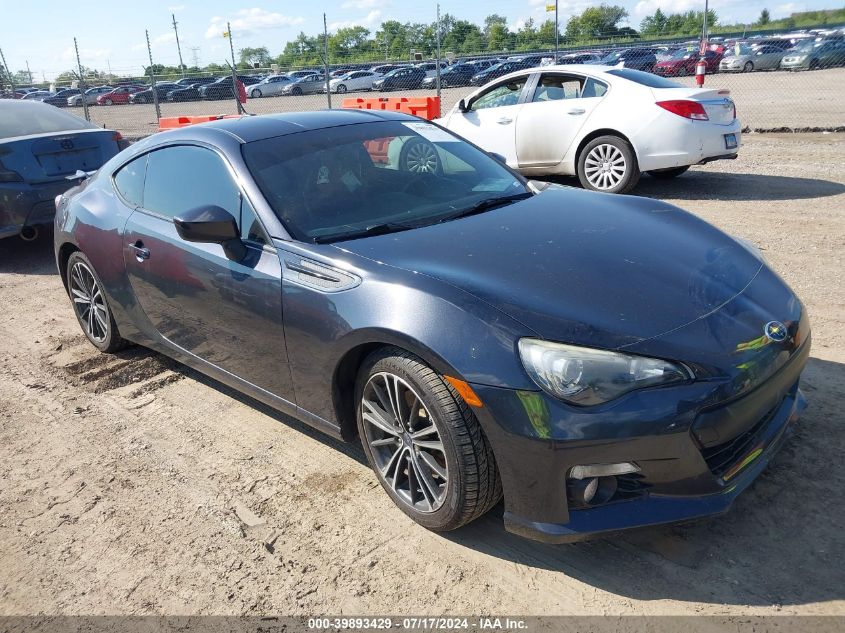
[0,133,843,618]
[83,66,845,139]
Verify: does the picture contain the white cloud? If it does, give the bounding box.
[329,10,383,32]
[341,0,389,8]
[168,4,185,11]
[773,3,802,17]
[61,46,112,63]
[205,8,306,39]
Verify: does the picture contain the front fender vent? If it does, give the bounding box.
[284,258,361,292]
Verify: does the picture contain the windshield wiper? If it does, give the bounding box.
[313,222,415,244]
[438,192,533,223]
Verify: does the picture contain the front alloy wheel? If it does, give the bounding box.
[357,348,501,531]
[362,372,448,513]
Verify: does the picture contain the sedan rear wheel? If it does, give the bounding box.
[357,348,501,531]
[66,252,127,353]
[578,135,640,194]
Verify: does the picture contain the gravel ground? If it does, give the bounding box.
[0,133,843,619]
[82,66,845,139]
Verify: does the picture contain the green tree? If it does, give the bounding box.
[486,22,512,51]
[640,8,668,35]
[757,9,771,25]
[483,14,508,38]
[537,20,559,48]
[565,4,630,40]
[239,46,271,67]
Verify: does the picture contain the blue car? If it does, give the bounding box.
[1,100,123,240]
[54,111,810,542]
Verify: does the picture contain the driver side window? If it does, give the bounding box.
[471,79,527,111]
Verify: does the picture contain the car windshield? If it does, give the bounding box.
[670,49,694,60]
[0,101,96,138]
[242,120,529,243]
[794,41,819,52]
[601,51,623,62]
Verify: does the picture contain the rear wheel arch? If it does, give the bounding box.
[575,128,638,168]
[58,242,80,292]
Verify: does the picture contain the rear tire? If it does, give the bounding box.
[356,347,502,532]
[65,252,128,353]
[647,166,690,179]
[577,135,640,194]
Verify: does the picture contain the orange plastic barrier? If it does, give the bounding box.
[340,96,441,121]
[158,114,242,131]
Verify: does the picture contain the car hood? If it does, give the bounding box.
[334,188,764,350]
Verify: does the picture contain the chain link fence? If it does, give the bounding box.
[3,25,844,138]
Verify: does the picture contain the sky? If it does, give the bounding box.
[0,0,836,80]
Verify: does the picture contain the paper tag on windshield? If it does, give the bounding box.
[402,121,458,143]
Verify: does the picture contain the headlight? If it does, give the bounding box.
[518,339,691,406]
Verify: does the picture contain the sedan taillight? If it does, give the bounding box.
[656,100,709,121]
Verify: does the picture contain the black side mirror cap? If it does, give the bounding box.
[457,99,468,113]
[174,205,246,261]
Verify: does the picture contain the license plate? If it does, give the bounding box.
[724,133,737,150]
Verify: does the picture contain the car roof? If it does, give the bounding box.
[155,109,420,144]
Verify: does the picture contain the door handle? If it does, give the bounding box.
[129,241,150,261]
[496,117,513,124]
[567,108,586,115]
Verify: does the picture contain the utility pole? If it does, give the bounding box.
[172,13,185,77]
[26,60,33,84]
[73,38,89,121]
[145,30,161,120]
[0,48,15,93]
[323,13,332,108]
[225,22,244,115]
[555,0,560,62]
[435,3,442,103]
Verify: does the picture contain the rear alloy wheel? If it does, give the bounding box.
[578,135,640,194]
[743,61,754,72]
[66,252,127,353]
[357,348,501,531]
[399,137,441,174]
[337,84,347,93]
[647,165,690,179]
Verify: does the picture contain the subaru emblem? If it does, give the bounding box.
[764,321,788,343]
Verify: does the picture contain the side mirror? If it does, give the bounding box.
[489,152,507,164]
[457,98,468,113]
[174,205,246,261]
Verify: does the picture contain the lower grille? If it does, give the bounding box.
[700,403,780,478]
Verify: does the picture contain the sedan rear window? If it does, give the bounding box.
[606,68,681,88]
[0,101,96,139]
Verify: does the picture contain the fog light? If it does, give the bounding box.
[569,462,640,480]
[569,476,618,507]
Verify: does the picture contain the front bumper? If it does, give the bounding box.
[0,179,70,239]
[470,336,810,543]
[780,58,810,70]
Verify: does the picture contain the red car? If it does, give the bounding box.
[96,86,144,105]
[654,49,722,77]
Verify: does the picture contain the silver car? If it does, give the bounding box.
[720,44,785,72]
[248,75,292,98]
[67,86,114,107]
[280,74,326,96]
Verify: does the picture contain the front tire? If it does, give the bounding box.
[356,348,502,532]
[252,88,262,98]
[743,61,754,72]
[648,165,690,179]
[291,87,303,96]
[577,135,640,194]
[337,84,347,93]
[66,252,127,353]
[104,98,113,105]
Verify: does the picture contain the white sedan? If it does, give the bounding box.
[436,65,741,194]
[329,70,379,94]
[248,75,292,98]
